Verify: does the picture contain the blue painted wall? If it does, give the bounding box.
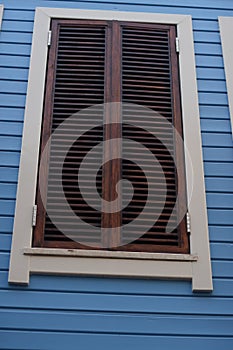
[0,0,233,349]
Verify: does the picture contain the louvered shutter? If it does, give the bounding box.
[33,19,189,253]
[33,20,108,248]
[120,23,189,253]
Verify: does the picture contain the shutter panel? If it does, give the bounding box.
[120,23,189,253]
[33,20,108,248]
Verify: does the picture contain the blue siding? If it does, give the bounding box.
[0,0,233,349]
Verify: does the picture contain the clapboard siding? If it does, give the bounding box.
[1,332,233,350]
[0,0,233,349]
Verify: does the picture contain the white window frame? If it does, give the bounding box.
[8,7,213,292]
[0,5,3,29]
[219,17,233,136]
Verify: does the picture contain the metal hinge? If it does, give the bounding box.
[175,37,180,53]
[47,30,52,46]
[32,205,37,227]
[186,211,191,234]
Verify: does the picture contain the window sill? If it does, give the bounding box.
[24,248,198,261]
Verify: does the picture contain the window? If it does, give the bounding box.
[34,19,189,254]
[9,8,212,291]
[219,17,233,135]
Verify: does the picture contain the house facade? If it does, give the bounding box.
[0,0,233,349]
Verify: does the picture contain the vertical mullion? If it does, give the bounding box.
[33,20,60,247]
[169,26,189,252]
[102,21,122,249]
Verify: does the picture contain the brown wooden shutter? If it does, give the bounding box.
[33,20,108,248]
[33,19,189,253]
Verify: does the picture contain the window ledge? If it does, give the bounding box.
[24,248,198,261]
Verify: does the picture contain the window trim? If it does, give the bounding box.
[0,4,3,29]
[219,17,233,136]
[8,7,212,292]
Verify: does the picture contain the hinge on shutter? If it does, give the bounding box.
[186,211,191,234]
[47,30,52,46]
[175,37,180,53]
[32,205,37,227]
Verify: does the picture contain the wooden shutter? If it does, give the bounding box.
[33,20,108,248]
[119,23,189,253]
[33,19,189,253]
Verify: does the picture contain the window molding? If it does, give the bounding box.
[219,17,233,135]
[0,4,3,29]
[8,8,213,292]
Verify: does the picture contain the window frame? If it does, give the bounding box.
[0,4,3,29]
[8,7,212,292]
[219,17,233,136]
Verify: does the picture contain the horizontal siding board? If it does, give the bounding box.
[0,107,25,122]
[199,106,230,119]
[195,55,224,68]
[209,226,233,243]
[0,234,12,251]
[0,94,26,108]
[0,136,22,151]
[193,31,220,43]
[3,9,35,21]
[0,183,17,199]
[201,133,232,147]
[1,310,233,336]
[1,19,34,32]
[0,151,20,166]
[192,20,219,31]
[1,331,233,350]
[0,121,23,136]
[0,252,10,270]
[203,148,233,162]
[0,199,15,216]
[0,31,33,44]
[195,43,222,56]
[196,67,225,80]
[1,289,233,315]
[0,54,30,68]
[208,209,233,226]
[0,43,32,56]
[212,261,233,278]
[0,81,28,94]
[198,80,227,93]
[205,178,233,193]
[201,119,231,132]
[0,67,29,81]
[0,167,18,182]
[206,193,233,209]
[0,217,14,233]
[2,0,233,17]
[204,162,233,177]
[198,93,228,105]
[1,0,233,10]
[210,243,233,260]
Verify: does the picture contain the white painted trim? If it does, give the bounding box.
[219,17,233,136]
[8,8,212,291]
[30,256,193,280]
[0,5,3,30]
[24,248,198,261]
